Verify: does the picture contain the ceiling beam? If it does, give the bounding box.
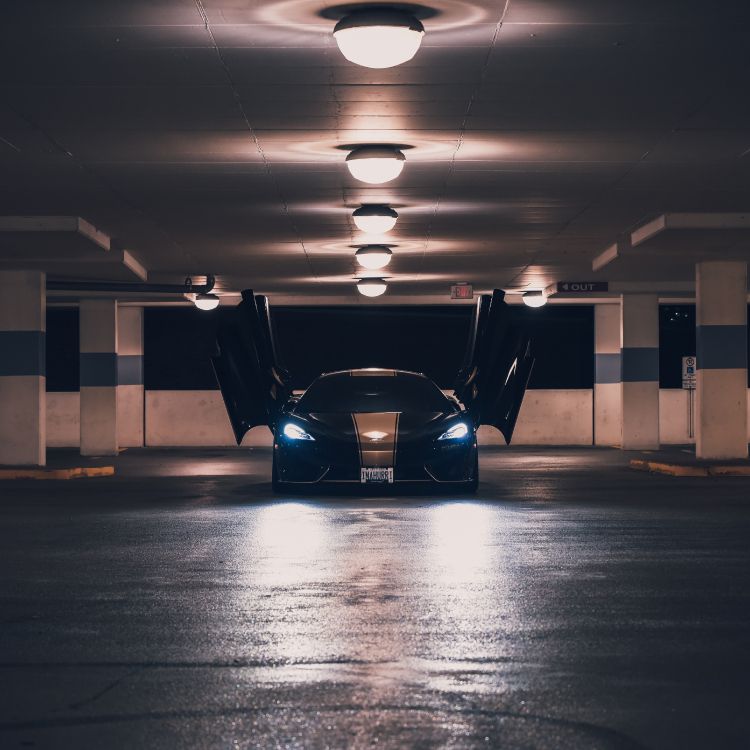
[631,213,750,247]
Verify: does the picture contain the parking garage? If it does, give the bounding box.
[1,1,750,748]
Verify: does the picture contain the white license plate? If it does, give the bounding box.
[361,467,394,484]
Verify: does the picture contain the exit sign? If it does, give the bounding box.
[556,281,609,293]
[451,284,473,299]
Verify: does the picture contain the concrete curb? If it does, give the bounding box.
[630,459,750,477]
[0,466,115,480]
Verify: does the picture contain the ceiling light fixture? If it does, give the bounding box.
[194,293,220,311]
[346,146,405,184]
[355,245,393,270]
[333,8,425,69]
[522,290,547,308]
[353,205,399,234]
[357,278,388,297]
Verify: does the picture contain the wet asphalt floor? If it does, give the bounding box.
[1,446,749,749]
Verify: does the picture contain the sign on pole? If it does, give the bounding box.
[682,356,696,390]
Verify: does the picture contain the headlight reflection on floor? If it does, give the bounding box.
[253,503,331,586]
[426,503,518,662]
[429,503,495,580]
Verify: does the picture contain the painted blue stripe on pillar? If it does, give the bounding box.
[595,353,621,384]
[696,325,748,370]
[0,331,45,376]
[117,355,143,386]
[80,353,117,387]
[621,347,659,382]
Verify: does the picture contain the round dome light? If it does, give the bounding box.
[353,205,399,234]
[356,245,392,270]
[522,290,547,308]
[346,146,405,184]
[194,293,220,311]
[333,8,425,69]
[357,278,388,297]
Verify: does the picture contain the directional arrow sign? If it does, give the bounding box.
[556,281,609,293]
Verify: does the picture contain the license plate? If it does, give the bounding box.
[361,467,394,484]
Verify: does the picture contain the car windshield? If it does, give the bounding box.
[297,373,453,413]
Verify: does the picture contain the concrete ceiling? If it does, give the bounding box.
[1,0,749,301]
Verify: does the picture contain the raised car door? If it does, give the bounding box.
[454,289,535,444]
[211,290,290,444]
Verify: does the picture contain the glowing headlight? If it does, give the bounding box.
[282,423,315,441]
[437,422,470,441]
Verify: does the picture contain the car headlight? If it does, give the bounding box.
[437,422,470,441]
[282,423,315,441]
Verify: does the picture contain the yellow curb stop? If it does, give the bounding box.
[0,466,115,480]
[630,459,750,477]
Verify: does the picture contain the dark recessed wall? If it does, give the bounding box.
[144,307,226,390]
[659,305,696,389]
[659,305,750,387]
[46,309,79,392]
[142,304,595,391]
[512,305,593,390]
[45,304,750,393]
[272,305,471,389]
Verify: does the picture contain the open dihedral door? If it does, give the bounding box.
[454,289,535,444]
[211,290,290,444]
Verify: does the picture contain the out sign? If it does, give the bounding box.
[556,281,609,293]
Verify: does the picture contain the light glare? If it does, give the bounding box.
[355,245,392,270]
[194,293,220,311]
[283,423,315,441]
[346,147,405,184]
[357,279,388,297]
[333,11,424,69]
[438,422,470,441]
[353,205,398,234]
[522,291,547,308]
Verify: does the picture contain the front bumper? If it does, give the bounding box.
[274,438,477,485]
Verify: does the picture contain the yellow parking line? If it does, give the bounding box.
[0,466,115,480]
[630,459,750,477]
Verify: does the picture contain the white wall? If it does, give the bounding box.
[118,385,145,448]
[47,389,750,449]
[46,392,80,447]
[144,389,593,448]
[479,389,593,446]
[659,389,695,445]
[47,390,144,448]
[145,390,271,448]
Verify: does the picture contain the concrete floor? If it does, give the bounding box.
[1,447,749,749]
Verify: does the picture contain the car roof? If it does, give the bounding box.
[318,368,427,379]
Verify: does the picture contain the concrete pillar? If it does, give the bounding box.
[594,304,622,446]
[117,307,144,448]
[620,294,660,450]
[80,300,118,456]
[0,271,46,466]
[695,261,748,459]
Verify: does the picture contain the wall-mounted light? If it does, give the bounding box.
[346,146,405,184]
[357,278,388,297]
[353,205,398,234]
[355,245,392,270]
[194,293,220,311]
[522,290,547,308]
[333,8,425,69]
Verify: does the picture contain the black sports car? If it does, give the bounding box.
[212,289,533,492]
